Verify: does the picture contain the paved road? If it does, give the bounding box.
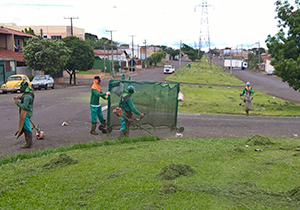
[212,57,300,104]
[1,60,300,158]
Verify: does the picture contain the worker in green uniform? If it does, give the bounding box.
[90,76,110,135]
[240,82,254,116]
[119,85,145,137]
[13,81,34,148]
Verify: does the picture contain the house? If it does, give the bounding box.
[120,45,141,59]
[260,53,275,73]
[0,23,85,40]
[0,26,36,85]
[92,49,128,73]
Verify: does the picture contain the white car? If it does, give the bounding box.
[31,75,55,90]
[164,65,175,74]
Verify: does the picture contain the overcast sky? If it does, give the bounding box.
[0,0,286,50]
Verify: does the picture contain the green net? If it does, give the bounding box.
[107,79,180,130]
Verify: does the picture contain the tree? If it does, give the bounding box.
[163,47,180,60]
[22,27,36,36]
[181,43,204,61]
[266,0,300,91]
[63,36,95,84]
[85,33,99,49]
[23,38,71,75]
[148,51,166,66]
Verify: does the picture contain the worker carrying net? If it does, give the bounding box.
[106,79,181,132]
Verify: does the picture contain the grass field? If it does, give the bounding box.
[179,85,300,116]
[165,57,244,86]
[1,135,300,209]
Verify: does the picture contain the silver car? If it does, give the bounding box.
[31,75,55,90]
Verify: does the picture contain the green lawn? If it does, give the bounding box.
[179,85,300,116]
[165,56,244,86]
[1,136,300,209]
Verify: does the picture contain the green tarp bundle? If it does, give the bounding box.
[107,79,180,130]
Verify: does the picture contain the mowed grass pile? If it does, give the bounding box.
[179,85,300,116]
[1,136,300,209]
[166,56,244,86]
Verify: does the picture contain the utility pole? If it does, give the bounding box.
[179,40,182,69]
[64,17,79,36]
[230,49,232,74]
[106,30,116,76]
[129,35,135,71]
[104,43,106,72]
[143,39,147,68]
[257,41,261,71]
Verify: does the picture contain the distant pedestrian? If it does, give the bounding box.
[240,82,254,116]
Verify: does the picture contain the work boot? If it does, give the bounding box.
[90,123,98,135]
[21,131,33,148]
[99,120,108,134]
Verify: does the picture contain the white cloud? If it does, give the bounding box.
[0,0,283,49]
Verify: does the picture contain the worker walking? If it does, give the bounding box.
[240,82,254,116]
[90,76,110,135]
[119,85,145,137]
[13,81,34,148]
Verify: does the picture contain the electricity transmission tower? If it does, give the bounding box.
[194,0,213,70]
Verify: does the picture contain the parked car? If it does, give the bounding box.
[164,65,175,74]
[267,70,274,75]
[1,74,32,94]
[31,75,55,90]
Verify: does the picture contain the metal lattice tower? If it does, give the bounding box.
[195,0,213,69]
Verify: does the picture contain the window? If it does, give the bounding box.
[51,35,62,40]
[16,39,21,48]
[43,35,48,39]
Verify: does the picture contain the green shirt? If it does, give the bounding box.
[241,87,254,96]
[119,93,140,115]
[90,89,106,105]
[16,87,34,118]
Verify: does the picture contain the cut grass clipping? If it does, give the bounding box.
[2,135,300,209]
[158,163,195,180]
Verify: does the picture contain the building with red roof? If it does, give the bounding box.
[0,26,36,85]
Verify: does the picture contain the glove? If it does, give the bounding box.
[139,113,146,118]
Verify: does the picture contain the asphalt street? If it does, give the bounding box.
[1,60,300,158]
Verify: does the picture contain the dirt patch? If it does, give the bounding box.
[286,186,300,201]
[42,153,78,169]
[158,183,183,194]
[158,163,195,180]
[245,135,273,146]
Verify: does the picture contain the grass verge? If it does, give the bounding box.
[1,136,300,209]
[165,56,244,86]
[178,85,300,116]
